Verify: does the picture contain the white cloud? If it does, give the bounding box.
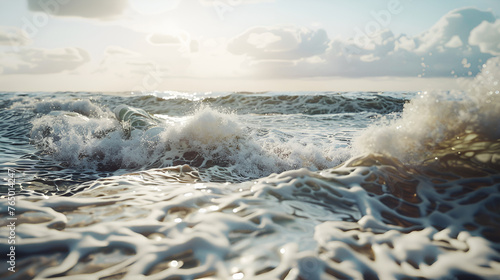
[470,20,500,55]
[411,7,495,54]
[228,8,497,79]
[27,0,274,20]
[228,26,329,60]
[445,35,463,48]
[27,0,128,19]
[247,32,281,49]
[0,27,30,47]
[0,47,90,74]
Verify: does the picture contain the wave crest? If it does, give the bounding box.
[353,57,500,164]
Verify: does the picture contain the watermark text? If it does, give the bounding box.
[5,168,17,273]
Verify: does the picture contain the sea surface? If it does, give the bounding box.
[0,58,499,279]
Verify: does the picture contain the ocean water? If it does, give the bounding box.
[0,58,499,280]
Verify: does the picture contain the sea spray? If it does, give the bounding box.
[28,104,349,180]
[353,56,500,163]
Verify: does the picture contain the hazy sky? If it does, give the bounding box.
[0,0,499,92]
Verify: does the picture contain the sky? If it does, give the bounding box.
[0,0,499,93]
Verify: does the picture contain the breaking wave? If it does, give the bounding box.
[353,57,500,169]
[28,103,349,182]
[1,57,499,280]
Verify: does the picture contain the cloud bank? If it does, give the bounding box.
[1,5,498,84]
[0,47,90,74]
[228,8,498,78]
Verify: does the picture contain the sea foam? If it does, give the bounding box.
[2,154,498,279]
[29,103,348,181]
[353,56,500,164]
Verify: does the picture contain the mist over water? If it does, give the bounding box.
[0,58,499,279]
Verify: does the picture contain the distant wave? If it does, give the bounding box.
[118,92,407,116]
